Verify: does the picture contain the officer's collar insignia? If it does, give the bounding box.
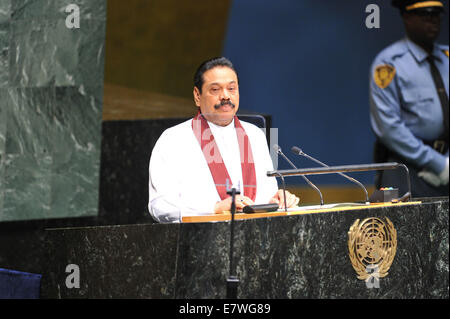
[374,64,396,89]
[443,50,449,58]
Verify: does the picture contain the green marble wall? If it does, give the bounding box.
[0,0,106,221]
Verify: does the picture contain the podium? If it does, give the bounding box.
[40,197,448,298]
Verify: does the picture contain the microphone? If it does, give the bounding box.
[226,179,239,298]
[273,144,324,206]
[291,146,369,204]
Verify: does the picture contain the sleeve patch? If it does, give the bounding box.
[374,64,396,89]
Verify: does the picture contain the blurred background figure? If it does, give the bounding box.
[370,0,449,197]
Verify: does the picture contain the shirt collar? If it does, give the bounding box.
[406,37,442,63]
[207,118,235,132]
[431,44,444,62]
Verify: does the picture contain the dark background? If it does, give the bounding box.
[222,0,449,184]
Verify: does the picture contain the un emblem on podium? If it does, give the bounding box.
[348,217,397,285]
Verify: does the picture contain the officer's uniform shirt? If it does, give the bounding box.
[370,37,449,175]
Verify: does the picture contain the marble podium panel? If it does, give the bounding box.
[0,0,106,222]
[41,198,448,299]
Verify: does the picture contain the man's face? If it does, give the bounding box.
[403,9,442,46]
[193,66,239,126]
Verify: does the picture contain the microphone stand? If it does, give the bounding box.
[275,146,324,206]
[291,146,369,204]
[267,162,412,202]
[226,180,239,299]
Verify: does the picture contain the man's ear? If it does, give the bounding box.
[193,87,201,107]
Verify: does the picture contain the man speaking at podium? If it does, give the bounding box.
[370,0,449,197]
[148,57,299,223]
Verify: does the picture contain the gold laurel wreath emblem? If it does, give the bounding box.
[348,217,397,280]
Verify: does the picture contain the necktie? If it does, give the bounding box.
[427,56,449,142]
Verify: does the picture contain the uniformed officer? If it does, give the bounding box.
[370,0,449,197]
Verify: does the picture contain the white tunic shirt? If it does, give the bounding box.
[148,118,279,223]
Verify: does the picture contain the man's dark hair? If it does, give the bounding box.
[193,57,238,93]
